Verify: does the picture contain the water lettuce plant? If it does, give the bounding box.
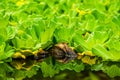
[0,0,120,80]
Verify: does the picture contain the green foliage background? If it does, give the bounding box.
[0,0,120,80]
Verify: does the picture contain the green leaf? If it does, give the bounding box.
[0,63,13,80]
[12,33,36,49]
[33,19,45,40]
[91,10,105,21]
[25,66,39,78]
[40,26,55,44]
[40,62,59,77]
[7,26,17,39]
[73,63,85,72]
[92,45,117,61]
[0,40,14,61]
[102,65,120,78]
[73,31,89,50]
[0,41,5,54]
[54,27,74,43]
[56,62,84,73]
[0,17,9,28]
[13,66,39,80]
[0,42,14,61]
[25,26,38,41]
[0,27,8,41]
[112,15,120,26]
[86,31,109,49]
[106,37,120,51]
[91,63,103,71]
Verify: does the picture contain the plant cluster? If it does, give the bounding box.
[0,0,120,80]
